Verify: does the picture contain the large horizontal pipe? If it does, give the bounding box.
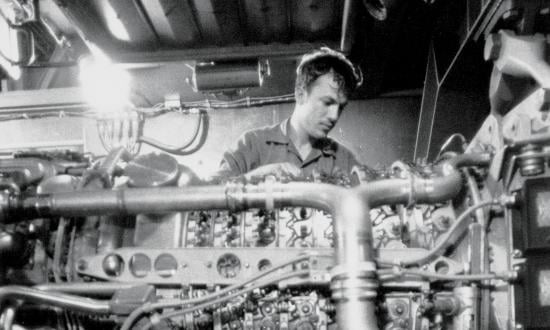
[0,286,110,315]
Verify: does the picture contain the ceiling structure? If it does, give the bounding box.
[1,0,433,104]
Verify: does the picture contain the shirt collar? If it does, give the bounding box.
[265,118,337,156]
[264,118,291,144]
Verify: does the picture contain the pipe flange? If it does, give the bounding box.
[225,181,245,212]
[329,262,376,280]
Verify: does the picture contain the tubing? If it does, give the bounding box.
[0,286,110,315]
[34,282,140,297]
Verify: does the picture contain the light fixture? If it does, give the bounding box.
[79,48,131,112]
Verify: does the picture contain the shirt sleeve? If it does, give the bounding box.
[218,130,259,176]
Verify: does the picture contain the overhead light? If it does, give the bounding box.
[79,50,131,112]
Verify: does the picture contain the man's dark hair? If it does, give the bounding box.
[294,48,362,99]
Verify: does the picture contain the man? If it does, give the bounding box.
[219,47,363,180]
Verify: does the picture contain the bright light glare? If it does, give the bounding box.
[101,2,130,42]
[79,55,130,112]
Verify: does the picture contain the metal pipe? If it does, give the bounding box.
[95,147,132,254]
[34,282,140,297]
[340,0,354,52]
[0,286,110,315]
[465,170,490,330]
[0,306,15,330]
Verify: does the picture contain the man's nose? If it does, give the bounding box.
[327,105,340,122]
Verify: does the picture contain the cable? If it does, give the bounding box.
[134,94,296,115]
[120,255,312,330]
[435,133,467,159]
[140,270,310,330]
[377,268,513,282]
[0,94,295,124]
[377,200,501,267]
[138,112,204,153]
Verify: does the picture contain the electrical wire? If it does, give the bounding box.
[133,94,296,116]
[377,199,502,267]
[139,270,310,330]
[120,255,313,330]
[138,112,204,154]
[96,111,141,155]
[377,268,513,282]
[0,94,295,124]
[435,133,467,159]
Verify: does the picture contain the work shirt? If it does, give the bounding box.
[219,119,360,177]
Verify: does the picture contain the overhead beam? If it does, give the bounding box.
[111,42,338,64]
[0,87,88,115]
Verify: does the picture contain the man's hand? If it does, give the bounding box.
[244,162,302,180]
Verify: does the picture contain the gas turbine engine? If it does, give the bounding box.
[0,31,549,330]
[0,148,509,330]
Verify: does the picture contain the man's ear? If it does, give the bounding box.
[295,89,306,105]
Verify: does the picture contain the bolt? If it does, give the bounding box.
[302,304,311,314]
[77,260,88,271]
[395,305,404,314]
[512,249,522,258]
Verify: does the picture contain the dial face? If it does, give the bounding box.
[216,253,241,278]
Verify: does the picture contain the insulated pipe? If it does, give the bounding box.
[0,286,110,315]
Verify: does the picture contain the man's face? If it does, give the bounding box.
[296,71,348,140]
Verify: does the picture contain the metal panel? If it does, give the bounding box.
[0,87,88,114]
